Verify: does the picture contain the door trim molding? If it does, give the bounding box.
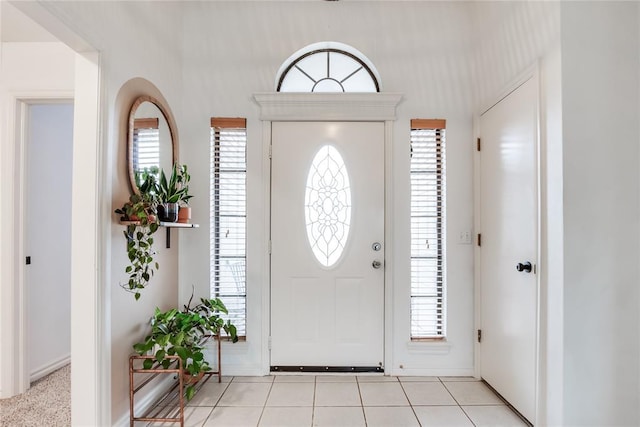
[253,92,402,121]
[2,94,74,399]
[254,92,402,375]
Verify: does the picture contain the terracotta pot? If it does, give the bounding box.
[178,206,192,223]
[128,214,155,224]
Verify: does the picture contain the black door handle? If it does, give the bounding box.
[516,262,532,273]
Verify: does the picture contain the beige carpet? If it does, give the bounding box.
[0,364,70,427]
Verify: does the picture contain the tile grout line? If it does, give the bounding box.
[203,376,231,426]
[197,376,233,427]
[438,377,478,427]
[255,377,275,427]
[355,375,369,427]
[398,377,423,427]
[310,375,317,427]
[209,378,232,425]
[439,377,464,406]
[459,405,479,427]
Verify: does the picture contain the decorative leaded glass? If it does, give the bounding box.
[278,49,379,93]
[305,145,352,267]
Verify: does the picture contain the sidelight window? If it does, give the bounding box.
[410,119,446,339]
[210,118,247,338]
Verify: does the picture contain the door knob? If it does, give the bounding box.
[516,262,532,273]
[372,260,382,269]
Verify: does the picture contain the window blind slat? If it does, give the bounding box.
[133,128,160,173]
[211,117,247,129]
[134,117,159,129]
[410,125,446,339]
[410,118,446,130]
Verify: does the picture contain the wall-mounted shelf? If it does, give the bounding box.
[120,221,199,248]
[159,222,199,248]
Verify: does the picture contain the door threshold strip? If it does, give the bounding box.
[270,366,383,373]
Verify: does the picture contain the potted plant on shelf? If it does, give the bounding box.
[157,163,189,223]
[176,164,193,223]
[115,168,160,300]
[132,294,239,400]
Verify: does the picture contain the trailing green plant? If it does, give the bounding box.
[133,294,238,400]
[115,168,160,300]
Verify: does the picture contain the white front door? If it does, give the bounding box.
[479,76,538,423]
[271,121,385,370]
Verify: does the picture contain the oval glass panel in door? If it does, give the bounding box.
[305,145,352,267]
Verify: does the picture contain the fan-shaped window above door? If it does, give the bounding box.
[276,42,380,92]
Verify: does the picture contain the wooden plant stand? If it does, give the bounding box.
[129,335,221,426]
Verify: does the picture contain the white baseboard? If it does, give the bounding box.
[385,367,476,377]
[113,375,175,427]
[30,354,70,383]
[221,365,266,376]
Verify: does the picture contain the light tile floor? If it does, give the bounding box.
[148,375,529,427]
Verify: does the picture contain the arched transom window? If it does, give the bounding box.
[277,43,380,93]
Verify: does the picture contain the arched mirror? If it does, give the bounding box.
[127,95,178,193]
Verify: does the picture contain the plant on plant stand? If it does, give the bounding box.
[132,293,239,400]
[157,163,189,222]
[115,168,160,300]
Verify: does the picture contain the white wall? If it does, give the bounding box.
[561,2,640,425]
[0,41,75,398]
[110,78,182,423]
[19,1,187,422]
[471,1,560,110]
[469,2,562,423]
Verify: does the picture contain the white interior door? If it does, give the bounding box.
[26,103,73,381]
[479,77,538,423]
[271,121,385,370]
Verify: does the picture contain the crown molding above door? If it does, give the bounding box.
[253,92,403,121]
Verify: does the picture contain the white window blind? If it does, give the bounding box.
[210,118,247,338]
[410,119,446,339]
[133,118,160,173]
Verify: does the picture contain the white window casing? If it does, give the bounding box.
[410,119,446,340]
[210,118,247,337]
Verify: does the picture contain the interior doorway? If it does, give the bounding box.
[24,102,74,383]
[270,121,385,371]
